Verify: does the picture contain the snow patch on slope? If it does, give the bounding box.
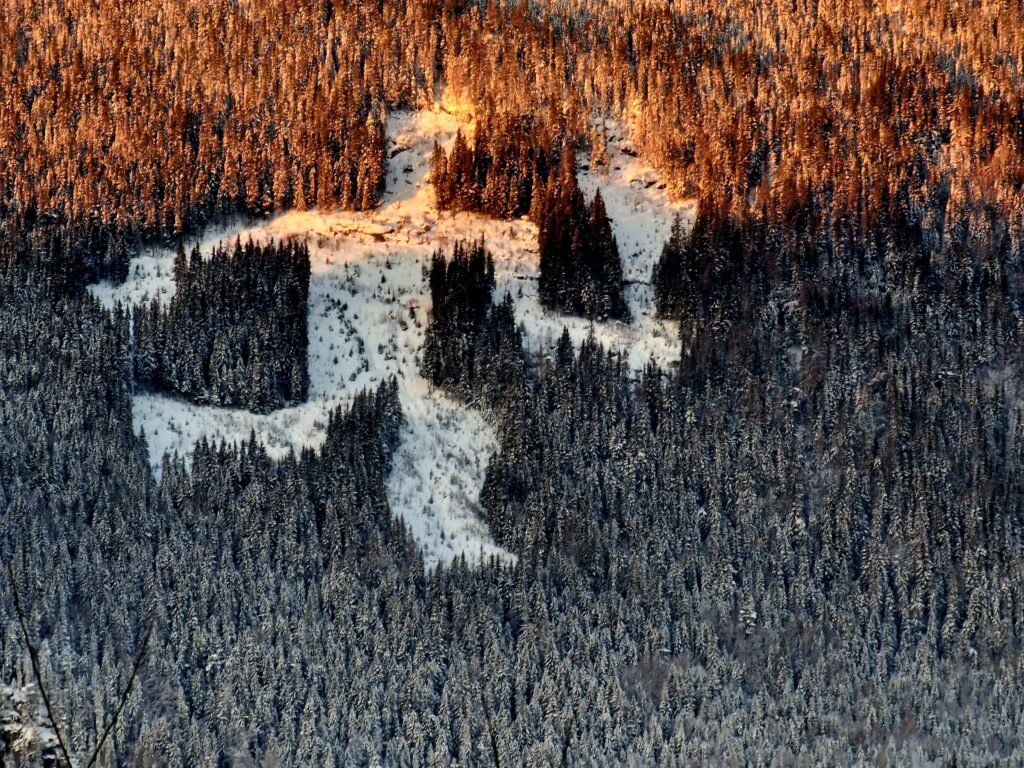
[88,107,692,567]
[1,682,61,759]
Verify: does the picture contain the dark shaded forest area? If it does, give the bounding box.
[3,0,1024,764]
[132,239,310,412]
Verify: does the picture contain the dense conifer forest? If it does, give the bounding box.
[4,0,1024,764]
[132,239,310,412]
[534,157,629,321]
[429,117,551,219]
[420,241,526,409]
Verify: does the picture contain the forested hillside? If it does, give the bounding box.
[132,238,310,412]
[4,0,1024,765]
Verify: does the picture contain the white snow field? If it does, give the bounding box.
[89,108,693,567]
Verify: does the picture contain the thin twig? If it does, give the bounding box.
[85,616,154,768]
[6,560,74,768]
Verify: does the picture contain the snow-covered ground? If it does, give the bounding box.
[89,108,693,567]
[1,682,60,759]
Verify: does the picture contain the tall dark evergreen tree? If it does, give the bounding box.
[537,154,629,321]
[421,240,525,410]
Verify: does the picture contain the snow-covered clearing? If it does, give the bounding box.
[89,108,693,567]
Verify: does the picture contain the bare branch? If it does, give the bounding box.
[6,560,74,768]
[85,616,154,768]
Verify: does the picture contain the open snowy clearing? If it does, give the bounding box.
[89,107,693,567]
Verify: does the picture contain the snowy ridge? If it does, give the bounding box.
[88,108,692,567]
